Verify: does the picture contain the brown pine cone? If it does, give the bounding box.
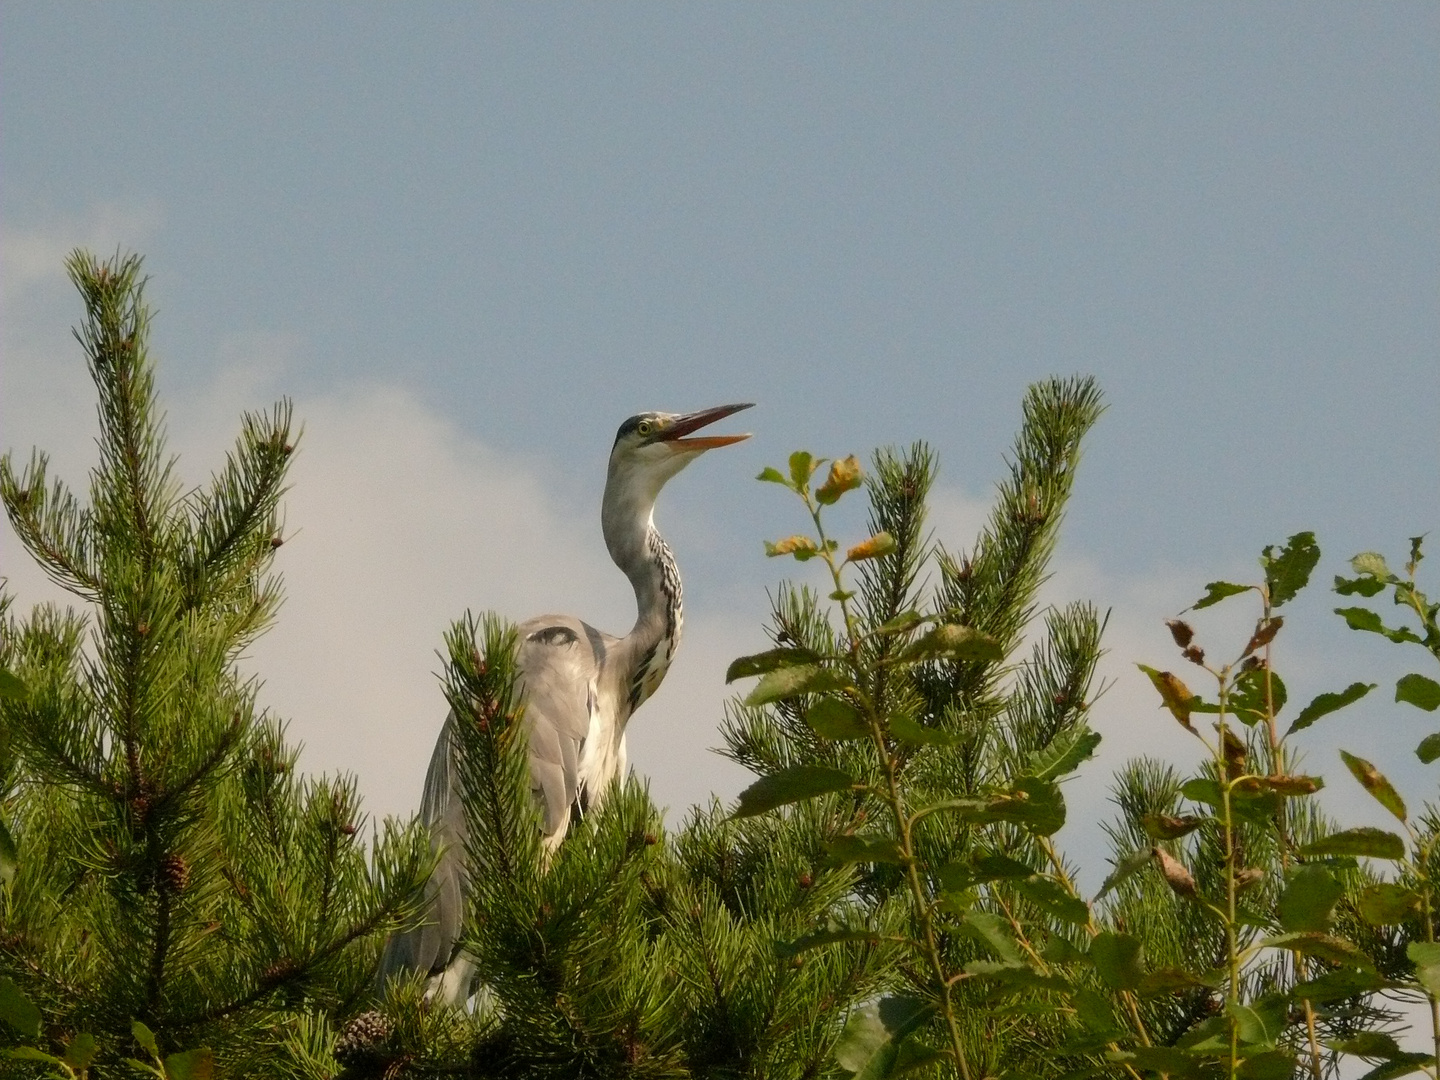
[160,853,190,893]
[336,1010,393,1063]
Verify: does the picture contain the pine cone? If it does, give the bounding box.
[336,1010,393,1063]
[160,853,190,893]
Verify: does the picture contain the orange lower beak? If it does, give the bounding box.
[661,403,754,450]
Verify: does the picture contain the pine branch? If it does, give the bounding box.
[935,374,1104,666]
[0,454,102,599]
[68,250,178,569]
[184,402,295,597]
[445,613,539,903]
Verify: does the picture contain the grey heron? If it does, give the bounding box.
[378,402,753,1004]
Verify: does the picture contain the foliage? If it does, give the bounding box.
[1097,535,1440,1080]
[4,250,1437,1079]
[0,252,429,1077]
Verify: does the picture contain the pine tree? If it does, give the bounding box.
[0,252,429,1077]
[5,250,1432,1080]
[362,378,1109,1079]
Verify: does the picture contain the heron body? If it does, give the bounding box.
[378,403,752,1004]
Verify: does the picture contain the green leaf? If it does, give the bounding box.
[1022,727,1101,782]
[964,960,1070,991]
[1228,1000,1277,1047]
[963,909,1024,964]
[1357,884,1423,926]
[833,995,932,1080]
[1230,666,1287,726]
[726,646,820,683]
[164,1047,215,1080]
[1354,1054,1435,1080]
[3,1047,63,1065]
[1335,606,1423,645]
[805,697,870,740]
[961,852,1036,885]
[756,466,791,488]
[1069,988,1122,1035]
[64,1032,98,1070]
[1395,673,1440,711]
[1350,551,1395,582]
[871,610,925,637]
[1276,865,1342,932]
[887,709,961,746]
[1417,732,1440,764]
[1340,750,1407,823]
[1409,942,1440,995]
[1299,827,1405,860]
[1328,1032,1404,1059]
[1334,573,1388,597]
[1192,580,1251,610]
[1109,1046,1202,1075]
[1292,967,1388,1002]
[1238,1051,1299,1079]
[788,450,818,491]
[132,1020,160,1056]
[0,817,16,887]
[1090,932,1144,990]
[1039,934,1087,966]
[825,835,903,865]
[910,796,991,828]
[990,777,1066,836]
[1095,848,1157,901]
[896,623,1003,665]
[1140,813,1204,840]
[0,669,25,699]
[937,853,1030,894]
[1262,932,1375,969]
[891,1042,945,1077]
[0,977,41,1038]
[1180,777,1223,808]
[1288,681,1375,734]
[1261,531,1320,606]
[732,765,855,818]
[743,664,850,706]
[778,928,881,957]
[1012,875,1091,925]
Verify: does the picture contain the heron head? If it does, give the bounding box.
[607,402,753,500]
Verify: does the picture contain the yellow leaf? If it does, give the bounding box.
[846,532,897,562]
[765,535,820,561]
[1138,665,1195,731]
[815,455,864,505]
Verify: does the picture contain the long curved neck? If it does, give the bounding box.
[602,478,683,717]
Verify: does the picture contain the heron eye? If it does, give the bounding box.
[637,420,654,437]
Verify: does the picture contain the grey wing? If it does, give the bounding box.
[375,615,604,997]
[515,614,606,845]
[376,711,468,994]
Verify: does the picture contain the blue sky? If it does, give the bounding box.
[3,5,1437,894]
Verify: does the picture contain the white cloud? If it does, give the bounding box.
[3,292,758,827]
[1,215,752,823]
[0,203,163,303]
[208,380,758,823]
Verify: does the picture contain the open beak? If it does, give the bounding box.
[660,402,754,450]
